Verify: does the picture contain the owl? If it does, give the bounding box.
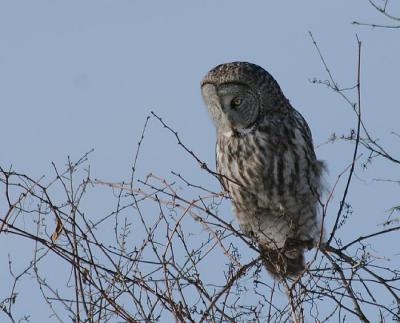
[201,62,324,279]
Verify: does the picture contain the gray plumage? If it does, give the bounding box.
[201,62,324,279]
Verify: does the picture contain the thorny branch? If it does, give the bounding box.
[353,0,400,29]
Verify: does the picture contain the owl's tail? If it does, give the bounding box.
[259,241,310,279]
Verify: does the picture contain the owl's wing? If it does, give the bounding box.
[291,109,326,190]
[292,109,317,159]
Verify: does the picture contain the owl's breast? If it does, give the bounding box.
[216,127,321,212]
[217,132,270,209]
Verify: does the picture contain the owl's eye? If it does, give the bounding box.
[230,97,243,109]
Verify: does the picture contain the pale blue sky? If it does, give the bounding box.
[1,1,399,321]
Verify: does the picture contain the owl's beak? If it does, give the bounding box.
[201,83,218,103]
[201,83,225,112]
[201,83,233,133]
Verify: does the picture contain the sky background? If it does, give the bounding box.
[1,1,399,321]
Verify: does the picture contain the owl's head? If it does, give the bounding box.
[201,61,285,135]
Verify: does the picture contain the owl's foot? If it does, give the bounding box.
[259,243,305,280]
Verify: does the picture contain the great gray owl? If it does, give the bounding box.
[201,62,324,279]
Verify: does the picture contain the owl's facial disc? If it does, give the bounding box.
[201,82,260,134]
[216,83,260,132]
[201,83,233,134]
